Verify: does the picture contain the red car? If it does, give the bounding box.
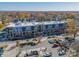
[52,43,59,48]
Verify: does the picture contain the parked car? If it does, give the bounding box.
[47,36,55,39]
[31,51,39,56]
[58,47,66,56]
[30,42,36,46]
[24,53,29,57]
[23,47,47,57]
[32,38,40,45]
[24,51,39,57]
[43,52,52,57]
[26,38,40,46]
[52,43,59,48]
[48,40,55,44]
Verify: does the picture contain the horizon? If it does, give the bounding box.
[0,2,79,11]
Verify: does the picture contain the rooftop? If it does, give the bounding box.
[6,20,67,28]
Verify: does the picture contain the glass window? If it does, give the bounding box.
[59,23,63,27]
[25,26,31,31]
[59,23,66,29]
[22,27,25,31]
[52,24,55,28]
[18,27,22,32]
[48,24,52,29]
[2,28,8,32]
[45,25,48,29]
[31,26,34,30]
[13,27,18,32]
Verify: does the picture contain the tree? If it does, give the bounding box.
[1,14,6,25]
[5,18,11,24]
[0,23,4,31]
[66,19,75,35]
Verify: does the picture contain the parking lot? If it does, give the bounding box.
[19,38,66,57]
[0,36,69,57]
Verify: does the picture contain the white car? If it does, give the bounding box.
[58,47,66,56]
[43,52,52,57]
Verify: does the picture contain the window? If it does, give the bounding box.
[59,23,63,27]
[48,25,52,29]
[45,25,48,29]
[59,23,66,29]
[22,27,25,31]
[31,26,34,30]
[2,28,8,32]
[13,27,18,32]
[52,24,55,28]
[26,26,31,31]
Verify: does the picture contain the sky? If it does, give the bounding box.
[0,2,79,11]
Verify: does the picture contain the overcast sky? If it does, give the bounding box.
[0,2,79,11]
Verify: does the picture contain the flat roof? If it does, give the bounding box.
[6,20,67,28]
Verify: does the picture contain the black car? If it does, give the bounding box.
[24,51,39,57]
